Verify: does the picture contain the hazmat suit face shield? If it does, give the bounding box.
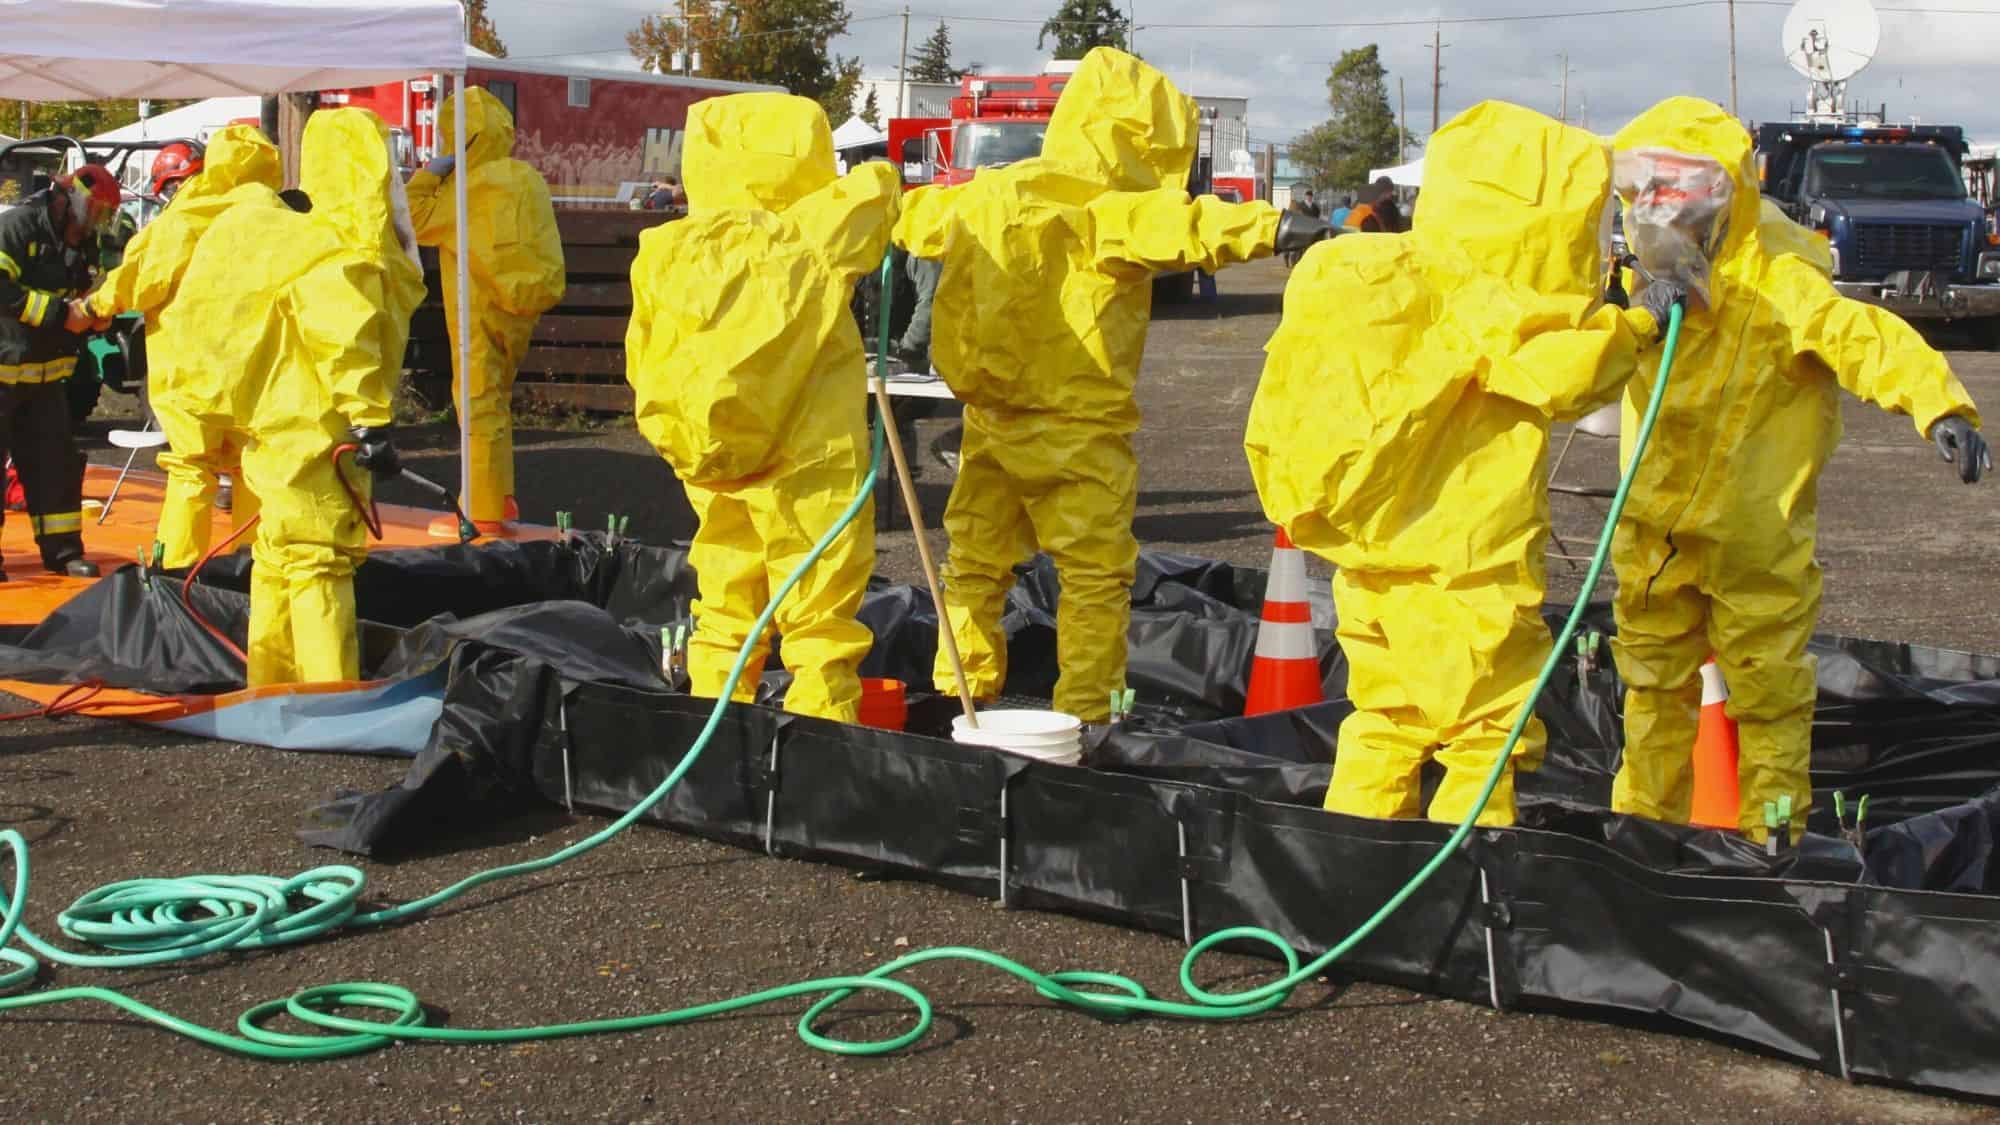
[1614,148,1733,306]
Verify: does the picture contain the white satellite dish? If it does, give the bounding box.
[1782,0,1880,117]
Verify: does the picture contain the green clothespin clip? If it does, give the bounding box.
[1122,688,1136,717]
[1855,794,1870,834]
[556,510,571,535]
[617,515,631,537]
[152,542,165,569]
[1108,690,1121,722]
[1834,790,1847,823]
[135,546,151,588]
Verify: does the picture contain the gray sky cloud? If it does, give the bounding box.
[489,0,2000,146]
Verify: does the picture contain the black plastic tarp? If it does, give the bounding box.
[13,536,2000,1096]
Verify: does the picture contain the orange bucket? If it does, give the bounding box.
[858,678,908,731]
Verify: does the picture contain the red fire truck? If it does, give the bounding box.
[889,67,1068,188]
[320,58,777,208]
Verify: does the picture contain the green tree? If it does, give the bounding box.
[859,86,882,128]
[468,0,509,58]
[1036,0,1128,60]
[1295,45,1402,190]
[0,101,178,142]
[628,0,863,122]
[908,20,964,83]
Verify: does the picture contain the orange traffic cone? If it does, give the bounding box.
[1689,658,1741,829]
[1245,527,1325,716]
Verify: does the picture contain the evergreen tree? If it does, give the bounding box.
[1290,45,1402,190]
[860,87,882,128]
[908,20,963,83]
[1036,0,1129,60]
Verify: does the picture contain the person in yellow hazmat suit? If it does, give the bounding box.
[160,108,427,686]
[1246,101,1682,827]
[77,125,283,568]
[1608,97,1987,842]
[405,86,566,528]
[894,47,1311,723]
[625,93,899,723]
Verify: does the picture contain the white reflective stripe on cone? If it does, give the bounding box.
[1268,546,1307,596]
[1700,660,1729,706]
[1254,620,1316,661]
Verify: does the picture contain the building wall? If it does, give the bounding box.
[853,77,958,121]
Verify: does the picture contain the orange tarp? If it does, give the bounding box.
[1,464,556,629]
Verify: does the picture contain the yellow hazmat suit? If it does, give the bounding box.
[1246,101,1659,827]
[626,93,898,723]
[894,48,1279,722]
[161,109,427,685]
[86,125,282,567]
[406,87,566,524]
[1609,98,1983,840]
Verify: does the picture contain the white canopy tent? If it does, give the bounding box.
[0,0,483,520]
[832,117,887,151]
[1366,157,1424,188]
[91,97,265,145]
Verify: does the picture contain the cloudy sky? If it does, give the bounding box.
[487,0,2000,146]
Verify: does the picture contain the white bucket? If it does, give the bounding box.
[952,709,1083,766]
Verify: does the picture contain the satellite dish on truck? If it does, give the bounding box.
[1782,0,1880,119]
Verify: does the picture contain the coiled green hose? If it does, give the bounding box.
[0,289,1684,1060]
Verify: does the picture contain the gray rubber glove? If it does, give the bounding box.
[348,426,402,479]
[1931,414,1990,484]
[423,155,457,179]
[1274,210,1334,254]
[1637,281,1689,342]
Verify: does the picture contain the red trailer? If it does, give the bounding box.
[320,59,778,208]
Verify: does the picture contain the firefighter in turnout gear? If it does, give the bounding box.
[0,165,121,580]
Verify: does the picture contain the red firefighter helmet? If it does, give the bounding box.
[149,141,203,197]
[57,164,123,233]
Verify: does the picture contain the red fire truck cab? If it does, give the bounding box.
[892,66,1070,188]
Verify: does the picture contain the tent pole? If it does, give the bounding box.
[454,69,473,522]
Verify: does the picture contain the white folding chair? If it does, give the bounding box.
[100,421,168,524]
[1548,403,1621,572]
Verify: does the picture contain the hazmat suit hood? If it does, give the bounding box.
[1412,100,1615,310]
[181,125,280,202]
[1040,47,1196,192]
[683,93,837,214]
[1611,96,1761,293]
[437,87,517,169]
[299,108,425,282]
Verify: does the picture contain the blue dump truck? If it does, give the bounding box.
[1756,121,2000,341]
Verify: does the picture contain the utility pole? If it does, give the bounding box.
[1129,2,1137,56]
[897,5,910,117]
[1728,0,1740,118]
[1398,77,1408,162]
[1558,51,1570,125]
[1430,23,1446,135]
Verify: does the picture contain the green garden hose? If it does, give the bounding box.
[0,292,1686,1061]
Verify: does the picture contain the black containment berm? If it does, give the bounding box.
[7,534,2000,1097]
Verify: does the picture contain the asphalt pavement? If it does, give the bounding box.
[7,257,2000,1121]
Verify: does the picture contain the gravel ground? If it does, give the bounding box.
[10,257,2000,1121]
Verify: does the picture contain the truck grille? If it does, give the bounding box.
[1852,223,1964,275]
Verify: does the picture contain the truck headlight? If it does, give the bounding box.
[1981,252,2000,281]
[1829,246,1841,276]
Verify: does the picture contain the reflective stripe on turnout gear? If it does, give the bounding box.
[0,357,76,384]
[30,510,83,536]
[0,252,18,279]
[20,289,53,327]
